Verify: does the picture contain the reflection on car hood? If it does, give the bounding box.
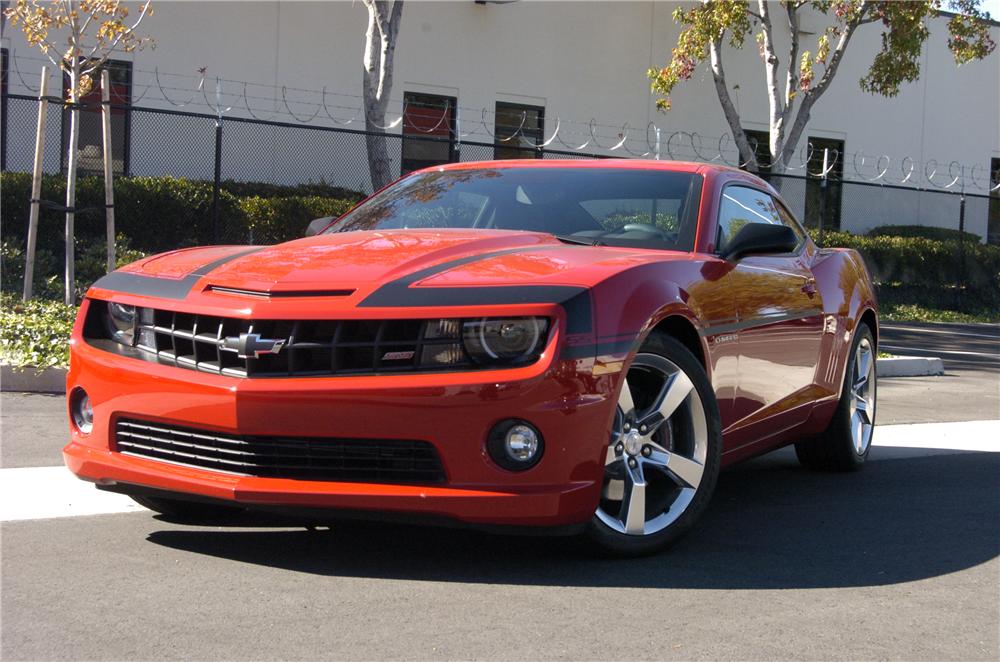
[119,229,693,296]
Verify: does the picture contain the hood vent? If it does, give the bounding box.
[208,286,355,299]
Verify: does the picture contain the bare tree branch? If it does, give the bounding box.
[781,7,866,165]
[783,1,800,117]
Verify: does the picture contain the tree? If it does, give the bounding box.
[361,0,404,192]
[4,0,153,303]
[649,1,995,174]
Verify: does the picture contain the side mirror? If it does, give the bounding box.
[721,223,798,262]
[305,216,335,237]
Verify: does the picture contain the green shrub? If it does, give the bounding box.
[1,235,147,301]
[238,195,357,245]
[219,180,366,202]
[0,172,363,254]
[813,229,1000,317]
[0,293,77,369]
[868,224,981,242]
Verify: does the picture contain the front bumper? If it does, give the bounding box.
[64,310,621,528]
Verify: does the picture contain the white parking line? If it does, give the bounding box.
[2,419,997,523]
[0,466,146,522]
[872,419,1000,453]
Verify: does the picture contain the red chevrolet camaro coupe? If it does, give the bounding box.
[64,160,878,555]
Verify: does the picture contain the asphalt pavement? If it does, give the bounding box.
[2,322,998,660]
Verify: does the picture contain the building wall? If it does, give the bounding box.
[2,0,998,237]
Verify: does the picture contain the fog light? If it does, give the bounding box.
[70,388,93,434]
[487,419,543,471]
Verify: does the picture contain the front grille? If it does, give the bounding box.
[128,308,472,378]
[114,419,446,484]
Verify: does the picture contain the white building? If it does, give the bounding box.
[2,1,998,239]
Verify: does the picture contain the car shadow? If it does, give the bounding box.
[145,449,999,590]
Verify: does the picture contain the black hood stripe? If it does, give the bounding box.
[90,247,263,300]
[359,245,594,335]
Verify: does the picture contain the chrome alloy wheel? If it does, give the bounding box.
[596,353,709,537]
[849,337,876,455]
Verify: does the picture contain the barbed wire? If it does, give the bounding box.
[6,50,999,193]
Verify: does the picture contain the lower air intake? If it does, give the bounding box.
[114,419,445,484]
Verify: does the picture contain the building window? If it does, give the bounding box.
[1,48,8,172]
[741,128,771,174]
[494,102,544,160]
[401,92,457,175]
[989,158,1000,245]
[803,137,844,231]
[61,59,132,176]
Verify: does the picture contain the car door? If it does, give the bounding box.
[716,185,825,432]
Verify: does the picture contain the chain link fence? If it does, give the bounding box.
[2,93,615,243]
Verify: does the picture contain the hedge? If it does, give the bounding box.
[814,230,1000,313]
[867,224,982,243]
[238,195,357,245]
[1,172,364,300]
[0,171,364,254]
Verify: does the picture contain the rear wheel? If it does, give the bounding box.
[130,495,244,523]
[795,323,877,471]
[586,333,722,556]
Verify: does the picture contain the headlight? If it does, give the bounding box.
[462,317,549,364]
[414,317,550,368]
[104,302,137,346]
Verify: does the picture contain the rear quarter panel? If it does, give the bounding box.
[809,246,879,411]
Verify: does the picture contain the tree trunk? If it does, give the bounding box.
[64,70,79,305]
[364,116,392,191]
[362,1,403,192]
[708,39,757,170]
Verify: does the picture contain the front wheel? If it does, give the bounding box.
[585,333,722,556]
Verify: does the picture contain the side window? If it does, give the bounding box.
[717,185,800,254]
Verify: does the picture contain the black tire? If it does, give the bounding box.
[585,332,722,557]
[130,494,244,523]
[795,322,877,471]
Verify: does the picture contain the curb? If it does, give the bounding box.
[1,364,67,394]
[877,356,945,377]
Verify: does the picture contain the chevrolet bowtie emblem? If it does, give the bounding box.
[222,333,286,359]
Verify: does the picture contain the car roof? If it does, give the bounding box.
[423,158,774,196]
[431,158,731,174]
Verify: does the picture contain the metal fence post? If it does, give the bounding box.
[211,118,223,244]
[454,103,461,162]
[957,190,967,306]
[817,148,829,245]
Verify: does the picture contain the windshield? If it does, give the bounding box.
[327,167,703,251]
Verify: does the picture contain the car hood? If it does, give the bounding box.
[117,230,687,298]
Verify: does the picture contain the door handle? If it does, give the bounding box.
[802,278,817,296]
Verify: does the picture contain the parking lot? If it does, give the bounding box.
[2,323,998,660]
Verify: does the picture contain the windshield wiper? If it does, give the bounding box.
[554,234,605,247]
